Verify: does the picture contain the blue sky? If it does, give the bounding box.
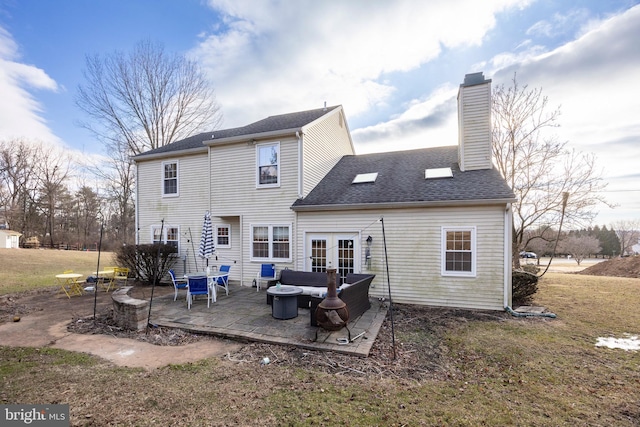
[1,0,639,225]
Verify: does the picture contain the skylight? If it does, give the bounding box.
[425,167,453,179]
[352,172,378,184]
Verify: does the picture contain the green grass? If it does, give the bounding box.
[1,250,639,425]
[0,248,115,294]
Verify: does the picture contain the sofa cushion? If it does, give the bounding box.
[295,286,327,298]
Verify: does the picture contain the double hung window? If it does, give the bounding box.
[162,161,179,197]
[256,143,279,187]
[152,225,180,252]
[441,227,476,277]
[251,224,291,261]
[216,225,231,248]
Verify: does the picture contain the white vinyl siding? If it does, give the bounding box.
[301,108,354,197]
[296,205,507,311]
[209,138,298,281]
[136,154,210,274]
[458,81,492,171]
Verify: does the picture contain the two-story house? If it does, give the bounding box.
[134,72,516,311]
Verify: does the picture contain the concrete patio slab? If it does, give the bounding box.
[149,283,388,357]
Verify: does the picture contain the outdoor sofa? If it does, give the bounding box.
[265,270,376,326]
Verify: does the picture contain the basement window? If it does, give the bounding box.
[352,172,378,184]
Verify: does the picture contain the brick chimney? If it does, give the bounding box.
[457,72,492,171]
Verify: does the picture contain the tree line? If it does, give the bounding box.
[0,139,130,250]
[524,221,640,266]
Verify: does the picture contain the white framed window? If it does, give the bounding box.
[216,224,231,248]
[256,142,280,187]
[162,160,179,197]
[251,224,291,261]
[441,226,476,277]
[151,225,180,252]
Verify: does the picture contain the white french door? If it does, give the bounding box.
[306,233,359,284]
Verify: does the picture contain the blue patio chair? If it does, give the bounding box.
[256,263,276,292]
[187,275,210,309]
[215,265,231,296]
[169,269,188,301]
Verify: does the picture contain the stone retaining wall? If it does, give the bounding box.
[112,287,148,331]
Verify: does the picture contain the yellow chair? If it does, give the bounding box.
[98,267,117,292]
[113,267,130,288]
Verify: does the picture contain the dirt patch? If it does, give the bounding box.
[578,255,640,278]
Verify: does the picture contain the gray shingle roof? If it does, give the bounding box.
[292,146,515,209]
[134,105,340,158]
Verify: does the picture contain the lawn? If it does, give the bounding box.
[1,250,639,426]
[0,248,115,294]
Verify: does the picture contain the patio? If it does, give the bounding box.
[148,283,388,356]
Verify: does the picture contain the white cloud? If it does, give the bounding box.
[0,26,61,144]
[195,0,530,127]
[352,84,458,154]
[493,5,640,223]
[526,8,590,38]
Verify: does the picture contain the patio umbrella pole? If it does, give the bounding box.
[93,220,104,319]
[380,217,397,360]
[146,219,164,334]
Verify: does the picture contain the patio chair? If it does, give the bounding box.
[187,275,210,309]
[98,266,117,292]
[169,269,188,301]
[256,263,276,292]
[215,265,231,296]
[113,267,130,288]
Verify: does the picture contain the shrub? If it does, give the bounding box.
[512,270,539,305]
[115,244,178,286]
[521,264,539,274]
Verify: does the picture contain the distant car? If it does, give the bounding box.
[520,251,537,259]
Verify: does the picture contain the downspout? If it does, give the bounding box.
[506,306,556,318]
[135,162,140,245]
[503,203,556,318]
[296,131,303,198]
[503,203,511,309]
[296,131,303,271]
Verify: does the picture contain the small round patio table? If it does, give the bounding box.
[266,286,303,320]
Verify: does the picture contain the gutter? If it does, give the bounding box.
[132,146,208,162]
[291,197,518,212]
[203,128,302,145]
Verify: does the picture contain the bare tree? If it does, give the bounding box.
[492,74,609,268]
[36,148,71,247]
[612,220,640,256]
[76,39,222,156]
[96,138,136,245]
[0,139,42,238]
[559,235,601,266]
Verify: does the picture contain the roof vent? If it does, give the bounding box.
[352,172,378,184]
[425,167,453,179]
